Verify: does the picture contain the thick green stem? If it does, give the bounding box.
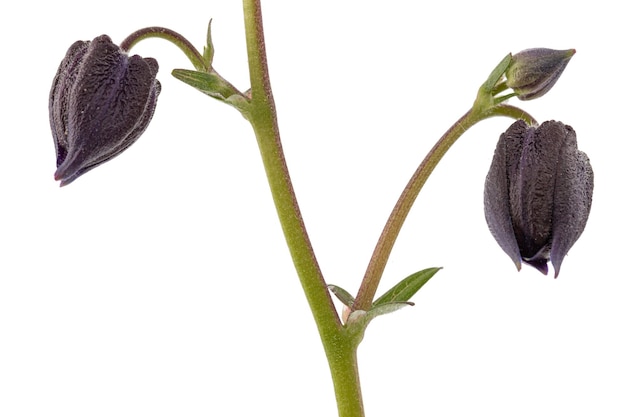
[324,335,365,417]
[353,104,536,311]
[242,1,365,416]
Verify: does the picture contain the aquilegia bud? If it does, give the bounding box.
[49,35,161,186]
[506,48,575,100]
[484,120,593,277]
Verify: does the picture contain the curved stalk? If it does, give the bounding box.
[353,104,537,311]
[120,26,207,71]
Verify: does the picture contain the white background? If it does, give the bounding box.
[1,1,624,416]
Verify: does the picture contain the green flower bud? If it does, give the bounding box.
[505,48,575,100]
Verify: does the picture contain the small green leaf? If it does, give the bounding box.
[328,284,355,308]
[172,69,249,114]
[474,53,512,110]
[203,19,215,67]
[482,53,512,93]
[373,267,441,306]
[172,69,229,100]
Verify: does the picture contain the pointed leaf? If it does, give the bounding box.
[328,284,355,308]
[172,69,249,114]
[482,53,512,93]
[373,267,441,306]
[203,19,215,67]
[172,69,231,100]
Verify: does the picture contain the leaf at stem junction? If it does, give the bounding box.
[373,267,442,306]
[328,284,355,308]
[171,69,249,112]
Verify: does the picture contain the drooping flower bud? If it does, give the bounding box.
[484,120,593,277]
[49,35,161,186]
[505,48,575,100]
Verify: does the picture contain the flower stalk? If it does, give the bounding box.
[353,104,536,311]
[120,26,207,71]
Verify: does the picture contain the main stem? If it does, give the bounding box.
[242,1,365,416]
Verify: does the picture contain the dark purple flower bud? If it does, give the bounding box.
[484,120,593,277]
[49,35,161,186]
[506,48,575,100]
